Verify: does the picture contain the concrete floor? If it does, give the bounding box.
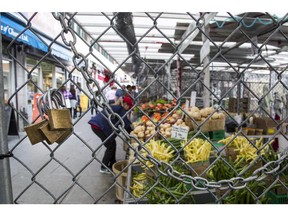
[7,112,127,204]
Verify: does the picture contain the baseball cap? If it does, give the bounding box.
[123,96,133,108]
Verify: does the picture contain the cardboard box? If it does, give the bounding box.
[254,117,278,134]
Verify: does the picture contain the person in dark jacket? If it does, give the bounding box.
[88,96,133,174]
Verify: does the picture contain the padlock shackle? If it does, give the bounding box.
[53,89,66,107]
[47,88,66,109]
[37,95,46,119]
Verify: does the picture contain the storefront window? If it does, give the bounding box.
[41,62,53,91]
[56,71,65,88]
[26,65,39,102]
[2,59,11,102]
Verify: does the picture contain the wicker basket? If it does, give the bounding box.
[185,116,225,132]
[209,118,226,131]
[112,160,129,201]
[185,117,210,132]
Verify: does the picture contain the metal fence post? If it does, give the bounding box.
[0,14,14,204]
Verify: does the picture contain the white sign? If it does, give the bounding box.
[171,125,189,140]
[185,99,189,110]
[200,39,210,63]
[190,91,196,107]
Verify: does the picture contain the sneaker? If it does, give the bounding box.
[99,168,111,174]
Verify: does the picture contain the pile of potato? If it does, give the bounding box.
[130,120,157,142]
[130,124,146,142]
[186,106,225,121]
[160,119,189,138]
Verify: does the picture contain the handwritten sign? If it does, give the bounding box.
[190,91,196,107]
[171,125,189,140]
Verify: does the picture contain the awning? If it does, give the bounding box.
[1,14,72,62]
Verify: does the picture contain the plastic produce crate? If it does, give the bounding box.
[187,131,210,140]
[267,191,288,204]
[209,130,226,141]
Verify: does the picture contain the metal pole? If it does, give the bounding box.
[237,67,241,115]
[177,57,181,98]
[0,14,14,204]
[201,23,211,108]
[166,61,171,99]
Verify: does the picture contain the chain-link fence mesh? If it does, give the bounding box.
[1,12,288,204]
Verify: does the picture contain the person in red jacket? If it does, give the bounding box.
[88,96,133,174]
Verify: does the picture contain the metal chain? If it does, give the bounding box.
[139,151,288,191]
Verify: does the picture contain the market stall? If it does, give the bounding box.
[120,97,288,204]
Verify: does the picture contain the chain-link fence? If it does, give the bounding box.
[1,12,288,204]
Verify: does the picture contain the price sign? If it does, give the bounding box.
[171,125,189,140]
[190,91,196,107]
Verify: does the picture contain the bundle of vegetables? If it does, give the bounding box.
[181,138,211,163]
[137,98,177,113]
[207,159,236,181]
[140,115,149,123]
[139,139,175,168]
[163,111,183,124]
[145,164,195,204]
[222,181,268,204]
[151,112,162,123]
[218,136,267,163]
[130,172,147,198]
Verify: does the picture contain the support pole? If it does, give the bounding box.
[177,57,181,98]
[0,15,14,204]
[201,21,211,108]
[166,61,171,99]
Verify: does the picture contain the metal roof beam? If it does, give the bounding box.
[80,23,186,30]
[178,13,217,54]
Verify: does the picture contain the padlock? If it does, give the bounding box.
[24,95,48,145]
[47,88,73,130]
[39,121,71,144]
[56,128,73,144]
[38,90,73,144]
[24,119,48,145]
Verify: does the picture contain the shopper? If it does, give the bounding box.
[69,85,77,119]
[115,85,126,100]
[126,85,133,97]
[76,82,82,117]
[90,83,99,115]
[60,85,72,116]
[88,96,133,174]
[272,92,283,151]
[105,85,117,104]
[131,85,138,100]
